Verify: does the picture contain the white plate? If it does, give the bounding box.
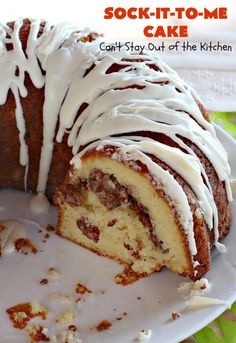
[0,125,236,343]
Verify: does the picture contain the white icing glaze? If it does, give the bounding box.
[0,19,232,258]
[186,296,230,310]
[29,192,51,214]
[215,241,227,253]
[0,220,26,255]
[178,278,211,299]
[136,329,152,342]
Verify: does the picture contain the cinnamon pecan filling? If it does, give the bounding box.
[74,169,160,248]
[76,217,100,243]
[60,178,88,207]
[88,169,129,209]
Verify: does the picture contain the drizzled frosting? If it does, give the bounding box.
[29,192,51,214]
[177,278,211,299]
[185,296,230,310]
[0,19,232,257]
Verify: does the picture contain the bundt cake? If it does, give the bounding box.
[0,18,232,282]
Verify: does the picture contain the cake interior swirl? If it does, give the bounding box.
[0,19,232,282]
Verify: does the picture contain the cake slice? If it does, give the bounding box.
[55,144,215,282]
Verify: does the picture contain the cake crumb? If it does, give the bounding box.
[136,329,152,341]
[56,307,78,326]
[46,224,55,232]
[60,327,82,343]
[68,325,77,332]
[31,302,50,317]
[40,279,49,285]
[27,323,50,342]
[115,266,142,285]
[75,297,85,305]
[48,267,60,279]
[48,326,81,343]
[6,302,49,329]
[137,296,141,300]
[96,319,112,331]
[13,311,28,325]
[75,282,92,295]
[42,233,50,243]
[171,311,181,320]
[15,238,37,254]
[115,310,128,321]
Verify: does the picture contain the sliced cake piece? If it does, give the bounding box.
[55,145,211,282]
